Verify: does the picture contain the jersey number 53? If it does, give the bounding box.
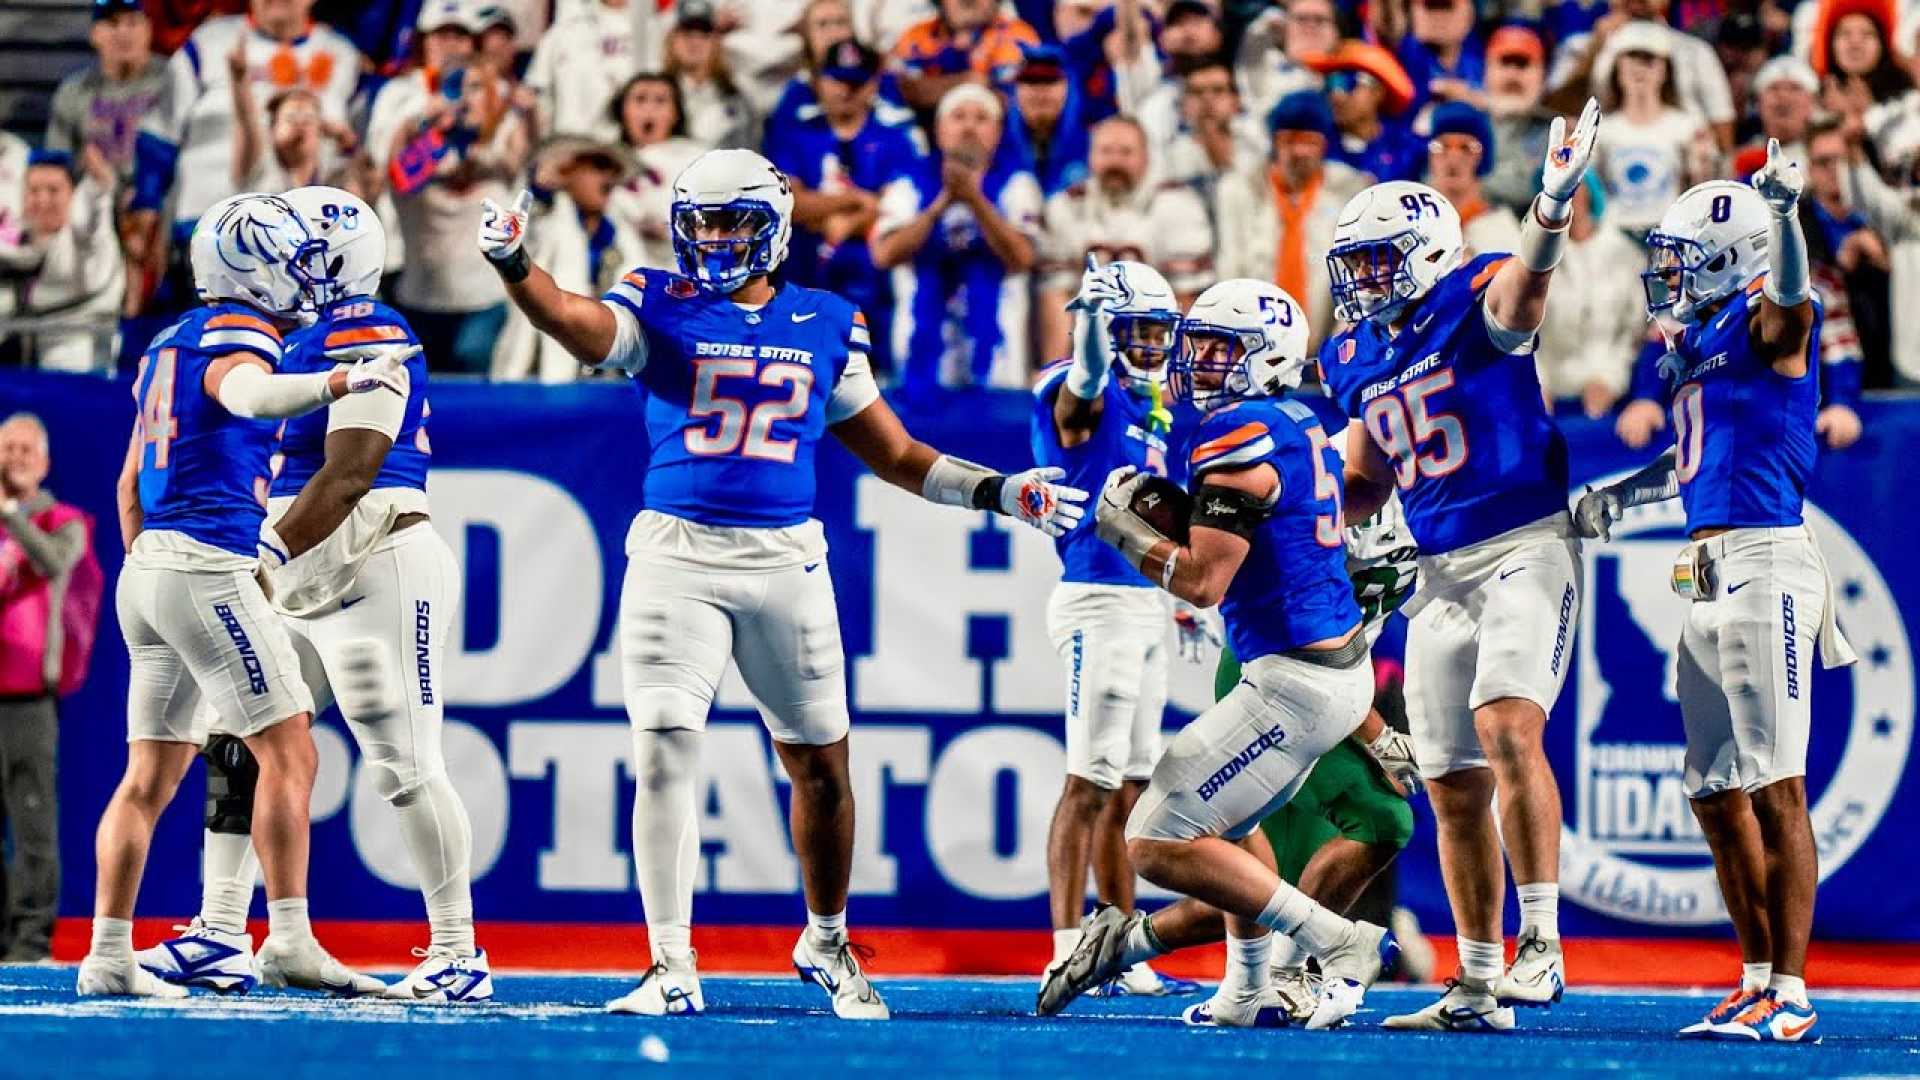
[1362,369,1467,489]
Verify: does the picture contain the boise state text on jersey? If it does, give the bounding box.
[1321,252,1570,555]
[273,298,432,498]
[1189,398,1360,659]
[602,269,862,529]
[133,303,285,556]
[1667,278,1823,531]
[1030,361,1175,587]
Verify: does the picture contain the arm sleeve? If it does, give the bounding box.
[0,512,85,579]
[213,363,335,419]
[827,351,882,423]
[598,301,651,373]
[326,369,409,438]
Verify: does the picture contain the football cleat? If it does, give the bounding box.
[77,954,189,998]
[1086,962,1201,998]
[1382,978,1517,1032]
[793,932,890,1020]
[1677,986,1762,1038]
[1267,965,1321,1024]
[1036,904,1136,1016]
[1181,985,1296,1028]
[1307,920,1399,1030]
[384,946,494,1003]
[606,955,705,1016]
[1495,926,1565,1006]
[255,934,386,996]
[1717,990,1819,1043]
[136,919,256,994]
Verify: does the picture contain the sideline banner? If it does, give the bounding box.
[6,370,1913,939]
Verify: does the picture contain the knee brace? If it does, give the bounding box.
[201,733,259,836]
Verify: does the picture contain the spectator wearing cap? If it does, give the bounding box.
[1548,0,1735,150]
[1371,0,1488,113]
[0,151,122,372]
[1424,102,1521,254]
[766,39,926,376]
[890,0,1041,112]
[1235,0,1342,120]
[45,0,167,188]
[1215,90,1368,352]
[1313,41,1423,183]
[872,82,1043,394]
[1848,111,1920,385]
[1034,115,1213,358]
[1483,25,1556,215]
[664,0,758,148]
[525,0,639,140]
[493,135,644,381]
[1590,20,1716,234]
[765,0,904,135]
[1740,56,1820,169]
[1532,173,1647,418]
[1009,44,1091,194]
[1157,56,1267,206]
[607,73,709,272]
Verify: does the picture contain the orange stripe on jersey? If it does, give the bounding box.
[1191,422,1270,463]
[1746,274,1768,295]
[207,313,282,339]
[853,310,868,327]
[1470,257,1511,292]
[324,325,408,347]
[623,270,647,288]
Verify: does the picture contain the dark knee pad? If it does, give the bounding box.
[201,734,259,836]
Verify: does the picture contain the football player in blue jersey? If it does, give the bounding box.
[135,187,491,1003]
[81,193,404,998]
[1031,257,1204,1001]
[1049,279,1398,1031]
[1573,142,1856,1043]
[477,147,1087,1019]
[1319,98,1603,1031]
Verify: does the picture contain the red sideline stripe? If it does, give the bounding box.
[51,919,1920,987]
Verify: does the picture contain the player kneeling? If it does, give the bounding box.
[1054,280,1397,1029]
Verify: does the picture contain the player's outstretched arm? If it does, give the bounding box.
[831,399,1089,536]
[1343,420,1397,524]
[1053,255,1123,446]
[1749,138,1817,376]
[478,189,620,365]
[1571,448,1678,542]
[1094,465,1268,607]
[206,346,411,421]
[1485,97,1600,340]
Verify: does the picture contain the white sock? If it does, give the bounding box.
[90,916,133,958]
[386,770,476,956]
[1457,937,1505,985]
[1221,932,1272,995]
[200,829,257,935]
[266,897,311,940]
[1117,915,1164,969]
[1269,935,1304,972]
[1051,927,1082,966]
[1516,882,1560,940]
[1255,881,1352,958]
[1741,962,1772,993]
[1768,973,1808,1007]
[631,728,701,966]
[808,908,848,947]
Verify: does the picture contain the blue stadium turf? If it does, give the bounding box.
[3,967,1918,1079]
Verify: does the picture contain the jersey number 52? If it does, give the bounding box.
[685,358,814,463]
[1362,369,1467,489]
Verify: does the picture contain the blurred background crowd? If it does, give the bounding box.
[0,0,1914,445]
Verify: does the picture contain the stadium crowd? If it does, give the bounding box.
[4,0,1916,445]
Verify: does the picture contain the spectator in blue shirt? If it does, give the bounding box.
[1007,44,1090,195]
[764,0,908,136]
[1372,0,1487,114]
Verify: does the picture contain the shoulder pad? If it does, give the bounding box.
[1276,398,1317,426]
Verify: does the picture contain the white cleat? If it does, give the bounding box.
[255,934,386,996]
[1087,962,1202,998]
[1382,978,1518,1031]
[1306,920,1399,1030]
[135,919,256,994]
[793,931,890,1020]
[1495,927,1565,1006]
[606,955,705,1016]
[1182,984,1297,1028]
[384,947,494,1003]
[77,954,189,999]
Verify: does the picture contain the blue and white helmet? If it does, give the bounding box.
[1642,180,1772,325]
[282,186,386,311]
[670,148,794,292]
[1171,279,1311,411]
[1103,260,1181,387]
[1326,180,1465,326]
[188,193,313,317]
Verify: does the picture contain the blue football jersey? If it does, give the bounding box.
[133,304,285,555]
[1189,398,1361,659]
[1029,360,1176,587]
[1322,253,1570,555]
[273,298,432,499]
[601,269,862,528]
[1667,278,1823,530]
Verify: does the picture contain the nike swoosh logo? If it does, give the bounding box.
[1725,580,1750,594]
[340,595,367,609]
[804,563,821,573]
[1412,314,1433,333]
[792,312,817,323]
[1779,1016,1816,1038]
[1499,567,1525,580]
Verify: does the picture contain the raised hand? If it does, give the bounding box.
[478,188,533,263]
[1541,97,1601,204]
[1750,136,1805,219]
[326,343,419,396]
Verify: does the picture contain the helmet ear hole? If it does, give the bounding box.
[1705,252,1728,274]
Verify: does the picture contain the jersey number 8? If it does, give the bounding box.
[685,358,814,462]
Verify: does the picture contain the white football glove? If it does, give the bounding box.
[326,343,418,397]
[1540,97,1601,205]
[999,466,1089,537]
[1571,485,1623,542]
[1366,726,1423,797]
[1095,465,1149,523]
[478,188,533,263]
[1171,599,1222,663]
[1067,253,1126,313]
[1750,136,1805,219]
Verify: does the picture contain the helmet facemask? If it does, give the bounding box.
[1110,311,1180,390]
[672,200,780,292]
[1641,230,1758,326]
[1170,322,1259,411]
[288,238,345,313]
[1328,229,1425,324]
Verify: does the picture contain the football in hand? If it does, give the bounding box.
[1127,474,1192,544]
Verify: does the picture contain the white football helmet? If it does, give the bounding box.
[1642,180,1772,325]
[1326,181,1465,325]
[282,186,385,311]
[670,148,794,291]
[1171,279,1311,411]
[1102,260,1181,387]
[189,192,313,317]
